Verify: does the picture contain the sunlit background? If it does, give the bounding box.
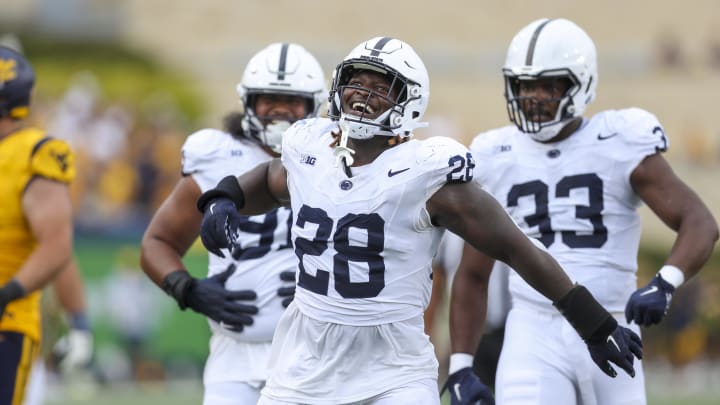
[3,1,720,404]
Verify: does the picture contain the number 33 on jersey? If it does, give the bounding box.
[471,107,668,311]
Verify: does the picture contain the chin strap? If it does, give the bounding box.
[334,118,356,177]
[263,120,292,153]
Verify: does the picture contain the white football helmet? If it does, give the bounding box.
[328,37,429,140]
[503,18,597,141]
[237,43,328,152]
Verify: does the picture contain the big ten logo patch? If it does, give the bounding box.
[300,154,316,166]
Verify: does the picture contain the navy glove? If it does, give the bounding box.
[625,274,675,327]
[278,270,296,308]
[586,325,643,378]
[442,367,495,405]
[199,198,242,258]
[163,264,258,332]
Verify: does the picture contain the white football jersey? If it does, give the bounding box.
[182,129,295,341]
[280,118,475,326]
[470,108,668,313]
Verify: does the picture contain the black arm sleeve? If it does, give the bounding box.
[196,175,246,212]
[554,284,617,343]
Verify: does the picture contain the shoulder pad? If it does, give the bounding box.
[469,125,516,157]
[415,136,474,185]
[182,129,236,175]
[605,108,668,153]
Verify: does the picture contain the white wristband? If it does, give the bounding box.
[449,353,474,375]
[658,265,685,288]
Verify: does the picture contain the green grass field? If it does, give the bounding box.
[42,382,718,405]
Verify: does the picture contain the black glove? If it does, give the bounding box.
[625,274,675,327]
[0,280,25,319]
[587,325,643,378]
[441,367,495,405]
[554,285,643,379]
[199,198,242,258]
[278,270,296,308]
[163,264,258,332]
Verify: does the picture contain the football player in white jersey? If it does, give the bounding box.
[447,18,719,405]
[140,42,327,404]
[197,37,643,405]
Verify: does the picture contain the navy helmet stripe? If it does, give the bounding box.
[277,43,289,80]
[369,37,393,57]
[525,19,553,65]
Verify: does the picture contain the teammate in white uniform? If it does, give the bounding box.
[140,43,327,404]
[448,18,718,405]
[197,37,643,405]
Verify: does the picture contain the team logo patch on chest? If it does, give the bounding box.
[339,180,353,190]
[547,149,561,158]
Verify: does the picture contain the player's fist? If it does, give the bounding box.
[199,198,241,258]
[586,325,643,378]
[443,367,495,405]
[186,264,259,331]
[625,274,675,327]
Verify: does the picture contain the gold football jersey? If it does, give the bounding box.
[0,127,75,341]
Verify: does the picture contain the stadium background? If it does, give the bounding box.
[3,0,720,403]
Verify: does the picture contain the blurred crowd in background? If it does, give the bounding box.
[31,72,186,237]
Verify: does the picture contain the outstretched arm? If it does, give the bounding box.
[429,181,642,381]
[428,181,572,301]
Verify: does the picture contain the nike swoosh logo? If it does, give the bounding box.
[597,132,619,140]
[388,168,410,177]
[453,383,463,401]
[607,335,621,352]
[639,286,658,296]
[209,202,217,214]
